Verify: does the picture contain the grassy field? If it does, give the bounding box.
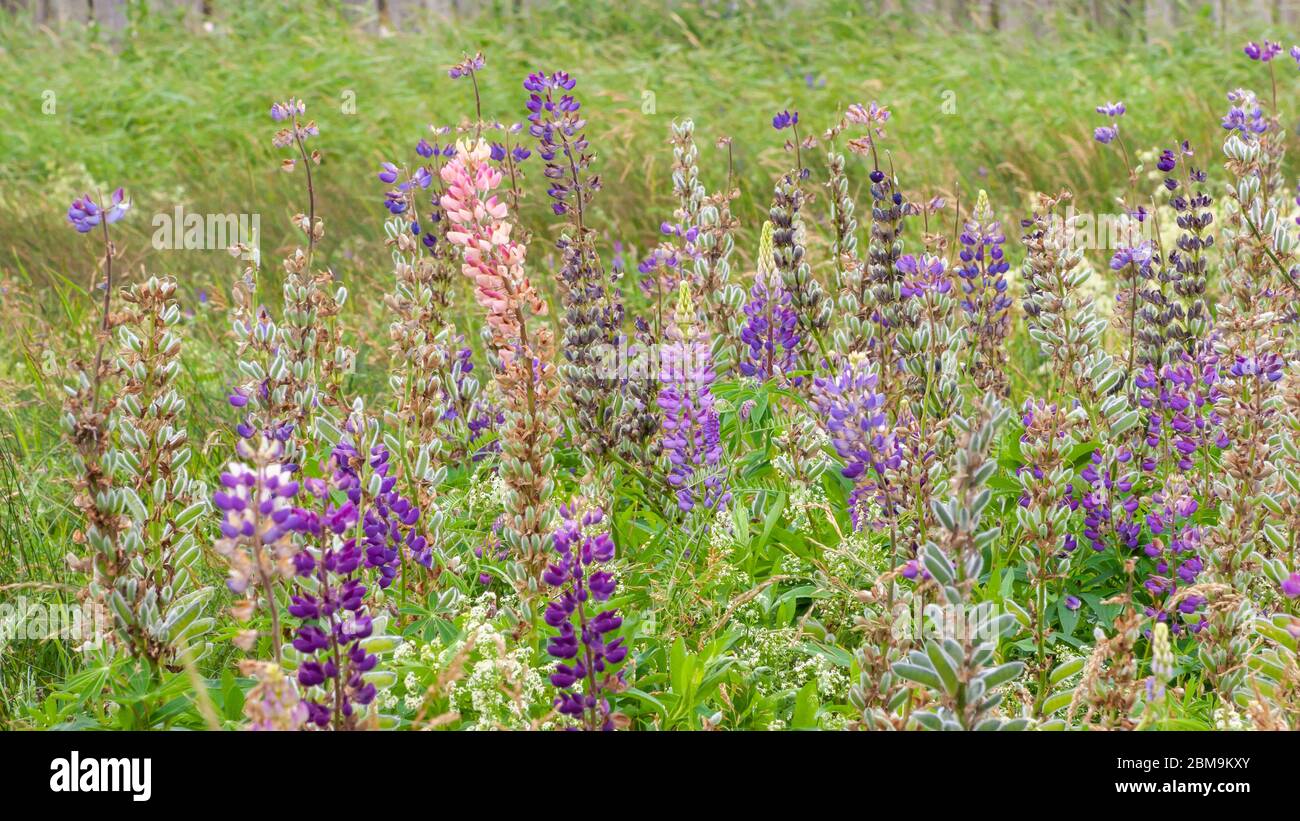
[1,0,1298,730]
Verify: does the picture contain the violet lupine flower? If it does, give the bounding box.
[270,99,305,121]
[637,245,683,298]
[657,283,730,513]
[772,109,798,130]
[1282,573,1300,598]
[811,354,902,530]
[269,98,316,150]
[1156,148,1177,173]
[284,466,380,729]
[1092,101,1124,145]
[448,52,485,79]
[1141,490,1207,635]
[1109,240,1154,274]
[1244,40,1282,62]
[67,188,129,233]
[1064,595,1081,611]
[1221,90,1268,136]
[523,70,596,218]
[358,445,427,587]
[957,190,1012,394]
[542,504,627,731]
[738,222,802,383]
[289,541,379,727]
[1135,349,1228,473]
[1228,353,1285,382]
[1077,448,1141,553]
[896,253,951,298]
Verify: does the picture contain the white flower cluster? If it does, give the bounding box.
[733,625,847,700]
[442,593,546,730]
[785,481,828,534]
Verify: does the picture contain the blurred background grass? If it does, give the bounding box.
[0,0,1297,721]
[0,0,1287,292]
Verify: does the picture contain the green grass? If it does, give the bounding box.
[0,0,1283,294]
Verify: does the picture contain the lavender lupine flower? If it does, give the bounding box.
[657,283,730,513]
[1109,241,1154,274]
[1093,126,1118,145]
[1092,102,1124,145]
[896,253,950,298]
[67,189,129,233]
[270,98,305,122]
[811,354,902,529]
[772,110,798,130]
[212,437,314,663]
[542,503,627,730]
[957,190,1012,395]
[738,222,802,383]
[269,98,317,151]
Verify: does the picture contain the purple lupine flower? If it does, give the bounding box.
[657,284,730,513]
[1135,344,1228,473]
[542,503,627,730]
[772,109,798,130]
[284,459,380,729]
[896,253,951,298]
[811,355,902,529]
[213,439,313,597]
[1064,595,1081,611]
[1221,89,1268,136]
[1076,447,1141,553]
[1140,490,1207,635]
[1156,148,1177,172]
[1093,125,1119,144]
[1282,573,1300,598]
[956,191,1012,370]
[67,188,128,233]
[1228,352,1285,382]
[448,52,485,80]
[523,70,594,218]
[355,444,427,586]
[1095,101,1126,117]
[737,240,802,383]
[1110,240,1154,274]
[1243,40,1282,62]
